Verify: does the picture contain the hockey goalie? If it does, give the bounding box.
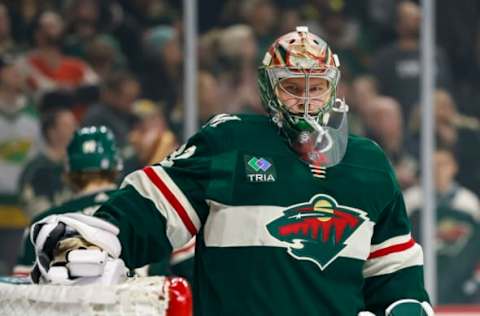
[26,27,433,316]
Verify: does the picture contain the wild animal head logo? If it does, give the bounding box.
[267,194,368,270]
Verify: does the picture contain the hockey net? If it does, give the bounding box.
[0,276,192,316]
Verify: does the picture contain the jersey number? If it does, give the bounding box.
[160,144,196,167]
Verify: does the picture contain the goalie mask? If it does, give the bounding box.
[258,26,349,167]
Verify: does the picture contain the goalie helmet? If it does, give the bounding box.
[258,26,349,167]
[66,126,122,172]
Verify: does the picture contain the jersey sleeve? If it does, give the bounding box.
[94,131,212,269]
[363,189,430,314]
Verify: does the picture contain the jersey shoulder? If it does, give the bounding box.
[342,134,396,178]
[198,113,280,151]
[201,113,272,133]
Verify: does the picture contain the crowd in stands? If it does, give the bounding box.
[0,0,480,304]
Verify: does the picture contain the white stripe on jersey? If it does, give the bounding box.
[204,200,375,261]
[204,200,285,247]
[171,237,196,265]
[122,169,199,248]
[152,166,202,231]
[149,165,201,232]
[370,234,412,253]
[363,243,423,278]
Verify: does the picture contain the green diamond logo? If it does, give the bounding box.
[244,156,276,182]
[248,157,260,172]
[247,157,272,172]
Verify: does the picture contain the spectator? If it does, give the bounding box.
[18,93,77,218]
[117,0,178,28]
[63,0,125,68]
[0,56,40,275]
[404,148,480,304]
[298,0,331,36]
[140,25,183,133]
[318,8,371,76]
[82,71,140,159]
[198,28,223,71]
[85,36,126,81]
[216,24,262,114]
[365,96,417,189]
[0,57,40,202]
[198,0,227,33]
[408,89,480,194]
[239,0,278,64]
[15,10,98,99]
[104,2,144,73]
[277,7,301,36]
[126,99,178,173]
[348,75,379,135]
[62,0,102,58]
[456,25,480,118]
[198,70,223,125]
[436,0,480,93]
[363,0,397,50]
[371,0,452,121]
[0,4,23,56]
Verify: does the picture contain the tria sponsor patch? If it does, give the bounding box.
[244,156,276,183]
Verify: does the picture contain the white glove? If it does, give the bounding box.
[30,213,127,285]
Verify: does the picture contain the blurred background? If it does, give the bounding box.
[0,0,479,312]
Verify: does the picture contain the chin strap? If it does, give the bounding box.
[302,114,332,154]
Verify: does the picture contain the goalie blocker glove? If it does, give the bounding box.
[30,213,127,285]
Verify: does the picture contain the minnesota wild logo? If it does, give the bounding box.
[267,194,368,270]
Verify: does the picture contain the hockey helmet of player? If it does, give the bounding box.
[66,125,123,172]
[258,26,349,167]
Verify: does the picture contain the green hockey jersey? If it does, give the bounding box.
[94,114,429,316]
[14,188,117,275]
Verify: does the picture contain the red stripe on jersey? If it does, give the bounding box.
[368,238,416,259]
[143,166,197,236]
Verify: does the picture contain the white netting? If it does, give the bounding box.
[0,276,169,316]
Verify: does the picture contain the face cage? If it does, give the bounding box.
[275,78,334,116]
[266,66,340,126]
